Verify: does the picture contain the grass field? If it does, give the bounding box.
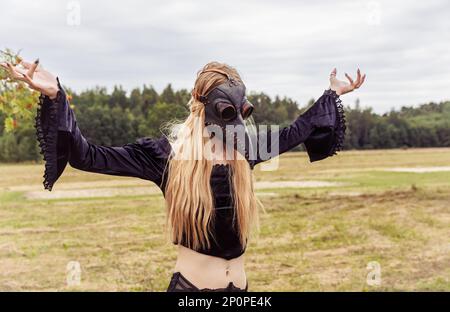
[0,148,449,291]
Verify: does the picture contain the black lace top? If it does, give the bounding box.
[35,78,346,260]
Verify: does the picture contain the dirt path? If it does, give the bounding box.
[23,180,347,200]
[380,166,450,173]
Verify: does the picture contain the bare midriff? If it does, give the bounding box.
[174,245,247,289]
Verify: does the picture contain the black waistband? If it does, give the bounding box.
[167,272,248,292]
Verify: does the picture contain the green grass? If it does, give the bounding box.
[0,148,449,291]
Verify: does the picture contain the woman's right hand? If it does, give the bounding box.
[0,59,59,99]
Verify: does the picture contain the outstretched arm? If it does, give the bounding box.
[252,68,366,166]
[1,60,170,191]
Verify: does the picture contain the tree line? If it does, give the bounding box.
[0,83,449,162]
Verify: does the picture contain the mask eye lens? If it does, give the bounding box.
[216,102,237,121]
[241,100,254,119]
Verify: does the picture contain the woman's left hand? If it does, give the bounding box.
[329,68,366,96]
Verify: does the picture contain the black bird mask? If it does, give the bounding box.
[198,73,254,160]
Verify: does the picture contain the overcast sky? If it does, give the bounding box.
[1,0,449,113]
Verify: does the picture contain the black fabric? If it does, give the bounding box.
[35,78,345,260]
[248,89,346,166]
[171,164,245,260]
[167,272,248,292]
[303,89,346,161]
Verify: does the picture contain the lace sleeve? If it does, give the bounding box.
[303,89,346,161]
[250,89,346,166]
[35,78,170,191]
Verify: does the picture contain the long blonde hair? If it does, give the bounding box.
[164,61,259,251]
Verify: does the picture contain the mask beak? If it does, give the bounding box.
[223,115,255,162]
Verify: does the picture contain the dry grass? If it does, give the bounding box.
[0,148,449,291]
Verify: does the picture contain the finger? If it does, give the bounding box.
[3,62,26,75]
[21,73,34,85]
[356,74,366,88]
[4,62,29,76]
[345,73,354,85]
[6,63,25,80]
[5,62,13,72]
[27,58,39,79]
[330,68,337,77]
[354,68,361,87]
[329,68,338,84]
[11,66,27,75]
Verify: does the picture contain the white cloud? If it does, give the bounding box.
[1,0,449,113]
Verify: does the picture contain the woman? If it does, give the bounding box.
[1,60,365,292]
